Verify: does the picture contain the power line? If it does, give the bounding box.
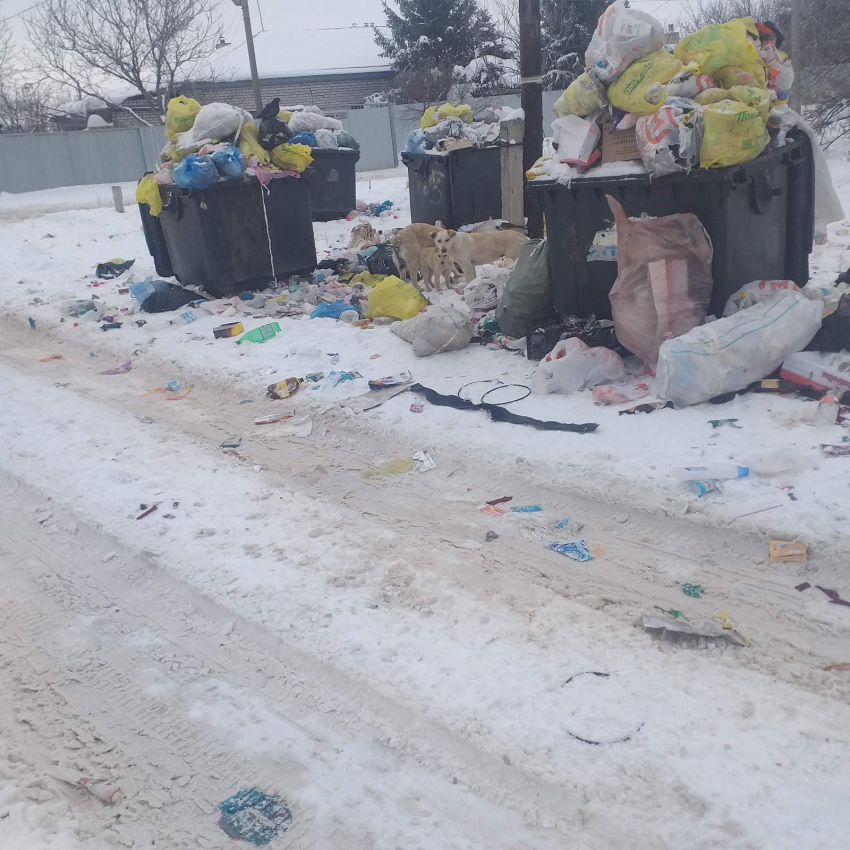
[0,0,48,24]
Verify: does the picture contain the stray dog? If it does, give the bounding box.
[418,247,452,292]
[391,222,443,285]
[432,228,528,284]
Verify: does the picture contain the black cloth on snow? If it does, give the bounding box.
[141,285,203,313]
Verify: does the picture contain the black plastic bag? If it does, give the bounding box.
[258,117,292,150]
[96,259,135,279]
[806,294,850,353]
[141,285,202,313]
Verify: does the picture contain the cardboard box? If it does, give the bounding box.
[769,540,809,562]
[601,118,642,163]
[437,138,474,153]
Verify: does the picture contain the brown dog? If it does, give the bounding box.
[418,247,452,292]
[390,222,444,285]
[432,228,527,284]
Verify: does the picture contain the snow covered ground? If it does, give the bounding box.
[2,161,850,848]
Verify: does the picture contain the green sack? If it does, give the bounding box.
[335,130,360,151]
[495,240,551,338]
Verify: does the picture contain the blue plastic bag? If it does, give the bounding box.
[290,131,317,147]
[211,146,246,179]
[173,154,217,189]
[405,129,428,154]
[129,276,170,307]
[310,301,360,320]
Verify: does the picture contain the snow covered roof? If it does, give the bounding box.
[208,1,391,80]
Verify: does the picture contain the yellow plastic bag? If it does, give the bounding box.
[135,174,162,216]
[694,87,728,106]
[270,143,313,173]
[699,100,768,169]
[674,18,756,75]
[238,122,270,165]
[553,73,599,118]
[526,155,550,181]
[165,96,201,145]
[436,103,473,123]
[421,106,439,129]
[365,275,426,320]
[714,54,767,90]
[278,110,292,123]
[607,50,683,116]
[726,85,770,122]
[349,271,385,288]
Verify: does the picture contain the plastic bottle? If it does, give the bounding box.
[672,465,750,482]
[688,480,720,497]
[813,394,839,427]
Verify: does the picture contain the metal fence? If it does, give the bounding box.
[0,93,563,194]
[0,125,167,194]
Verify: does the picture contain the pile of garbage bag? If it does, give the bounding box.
[404,103,520,155]
[530,2,803,181]
[136,98,359,216]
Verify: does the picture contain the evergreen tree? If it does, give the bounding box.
[374,0,509,75]
[541,0,609,90]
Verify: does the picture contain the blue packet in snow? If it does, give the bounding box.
[547,540,593,561]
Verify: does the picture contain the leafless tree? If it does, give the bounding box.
[677,0,789,33]
[26,0,222,123]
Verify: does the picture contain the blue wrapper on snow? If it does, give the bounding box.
[310,302,360,320]
[211,146,247,179]
[548,540,593,561]
[218,787,292,845]
[129,276,171,306]
[173,154,217,190]
[290,131,317,147]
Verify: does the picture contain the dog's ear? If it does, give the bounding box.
[447,230,458,240]
[429,231,438,240]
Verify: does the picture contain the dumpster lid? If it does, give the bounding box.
[528,137,802,191]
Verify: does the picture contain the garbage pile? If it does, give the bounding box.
[404,103,524,155]
[136,98,359,212]
[528,3,801,181]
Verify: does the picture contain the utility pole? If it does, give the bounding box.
[519,0,543,238]
[789,0,801,112]
[232,0,263,115]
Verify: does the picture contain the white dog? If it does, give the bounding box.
[432,228,528,284]
[418,247,452,292]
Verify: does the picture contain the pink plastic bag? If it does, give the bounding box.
[607,196,713,366]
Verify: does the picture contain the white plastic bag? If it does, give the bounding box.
[656,290,822,407]
[391,306,473,357]
[463,264,513,312]
[722,280,799,316]
[585,1,666,84]
[177,102,251,148]
[314,128,339,149]
[531,337,626,395]
[635,97,699,178]
[288,111,343,133]
[552,115,601,167]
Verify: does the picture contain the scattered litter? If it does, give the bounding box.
[727,504,783,523]
[221,437,242,449]
[554,518,570,529]
[214,321,244,339]
[166,380,183,392]
[548,540,593,561]
[136,504,158,521]
[100,360,133,375]
[821,444,850,458]
[823,662,850,672]
[410,402,424,413]
[796,582,811,591]
[166,386,192,401]
[48,769,123,805]
[654,606,682,618]
[254,410,295,426]
[257,415,313,438]
[481,504,507,517]
[237,322,281,345]
[511,505,542,513]
[769,540,808,562]
[681,583,703,598]
[619,401,674,416]
[816,586,850,608]
[641,614,748,647]
[218,787,292,845]
[362,458,415,478]
[345,384,411,413]
[708,418,742,429]
[369,371,412,390]
[95,258,135,279]
[486,496,513,506]
[28,317,36,330]
[39,354,64,362]
[370,353,382,359]
[485,531,499,542]
[413,450,436,472]
[267,378,299,400]
[100,321,122,331]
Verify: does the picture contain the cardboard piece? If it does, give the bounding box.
[438,138,474,153]
[769,540,809,562]
[601,117,642,163]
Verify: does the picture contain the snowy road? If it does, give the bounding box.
[2,313,850,849]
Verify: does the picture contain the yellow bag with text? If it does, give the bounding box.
[674,18,756,75]
[270,142,313,173]
[553,73,599,118]
[135,174,162,216]
[365,274,427,320]
[238,122,270,165]
[607,50,683,116]
[699,100,768,169]
[726,84,770,122]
